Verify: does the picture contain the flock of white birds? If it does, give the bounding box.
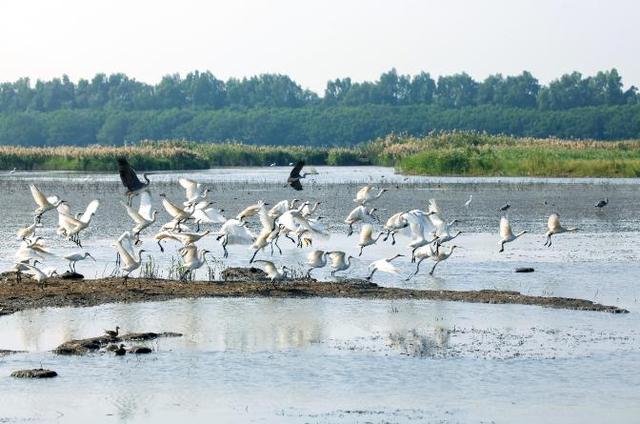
[11,167,583,286]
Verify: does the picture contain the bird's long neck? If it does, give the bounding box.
[375,189,385,198]
[387,253,403,262]
[374,232,384,242]
[515,231,527,238]
[137,250,144,262]
[143,173,150,184]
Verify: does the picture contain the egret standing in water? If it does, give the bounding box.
[63,252,96,273]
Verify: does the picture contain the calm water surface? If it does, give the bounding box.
[0,167,639,423]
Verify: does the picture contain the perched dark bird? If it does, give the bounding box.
[499,203,511,212]
[117,157,150,206]
[287,160,307,191]
[594,198,608,208]
[114,344,127,356]
[104,326,120,338]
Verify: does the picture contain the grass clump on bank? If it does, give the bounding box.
[366,131,640,177]
[0,140,368,171]
[1,132,639,177]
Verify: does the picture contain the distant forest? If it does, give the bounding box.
[0,69,638,146]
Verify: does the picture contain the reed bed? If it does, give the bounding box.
[1,132,639,177]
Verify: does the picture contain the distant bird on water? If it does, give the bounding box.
[594,198,608,208]
[105,326,120,338]
[9,167,16,174]
[117,157,151,206]
[499,203,511,212]
[464,195,473,207]
[287,160,307,191]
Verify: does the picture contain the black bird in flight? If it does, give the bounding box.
[117,157,151,205]
[498,203,511,212]
[594,198,608,208]
[287,160,307,191]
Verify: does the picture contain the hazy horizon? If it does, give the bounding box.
[1,0,638,92]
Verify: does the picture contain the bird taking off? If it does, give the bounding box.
[287,160,306,191]
[594,198,608,208]
[117,157,151,206]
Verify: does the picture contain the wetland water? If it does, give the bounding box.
[0,167,639,422]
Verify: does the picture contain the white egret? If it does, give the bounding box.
[344,205,378,236]
[544,213,578,247]
[465,195,473,207]
[268,199,299,219]
[301,201,321,218]
[499,216,527,252]
[178,177,208,206]
[63,252,96,273]
[192,201,226,225]
[429,245,459,275]
[236,200,267,222]
[178,245,210,280]
[21,262,58,288]
[407,243,438,279]
[253,260,288,281]
[215,219,256,257]
[306,250,327,277]
[56,200,100,247]
[382,211,409,245]
[327,251,355,276]
[357,224,384,256]
[112,231,146,282]
[366,254,404,280]
[29,184,65,222]
[354,186,387,205]
[123,191,157,242]
[16,216,38,241]
[161,196,194,228]
[15,237,53,264]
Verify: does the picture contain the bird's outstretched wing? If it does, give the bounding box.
[117,157,143,191]
[80,200,100,223]
[359,224,373,244]
[500,216,513,238]
[289,179,303,191]
[289,161,305,178]
[138,191,153,221]
[178,178,199,201]
[254,260,276,275]
[179,244,198,263]
[29,184,49,207]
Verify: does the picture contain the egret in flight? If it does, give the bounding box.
[499,216,527,253]
[544,213,578,247]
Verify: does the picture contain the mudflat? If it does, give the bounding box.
[0,270,628,316]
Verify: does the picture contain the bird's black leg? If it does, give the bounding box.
[285,234,296,244]
[274,238,282,255]
[429,261,439,276]
[359,246,364,257]
[249,249,259,263]
[196,222,201,232]
[406,257,426,281]
[347,224,353,237]
[383,231,390,242]
[222,239,229,258]
[391,233,397,245]
[365,268,376,281]
[306,268,312,278]
[157,240,164,253]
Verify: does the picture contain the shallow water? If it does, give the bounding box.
[0,166,639,422]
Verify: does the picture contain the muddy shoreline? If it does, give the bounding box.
[0,272,628,315]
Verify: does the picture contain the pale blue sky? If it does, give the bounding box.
[1,0,638,93]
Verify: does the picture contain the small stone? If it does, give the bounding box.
[128,346,152,354]
[11,368,57,378]
[515,267,535,273]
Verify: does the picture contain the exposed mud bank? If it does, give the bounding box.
[0,271,628,315]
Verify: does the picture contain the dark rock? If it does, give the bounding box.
[128,346,152,354]
[221,267,267,281]
[11,368,57,378]
[515,267,535,273]
[54,331,182,355]
[60,271,84,280]
[0,349,25,356]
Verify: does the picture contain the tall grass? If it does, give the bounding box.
[369,131,640,177]
[1,132,640,177]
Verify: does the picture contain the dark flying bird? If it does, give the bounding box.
[594,198,608,208]
[287,160,307,191]
[499,203,511,212]
[117,157,150,205]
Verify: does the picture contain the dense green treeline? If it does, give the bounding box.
[1,69,637,113]
[0,68,638,146]
[0,104,639,147]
